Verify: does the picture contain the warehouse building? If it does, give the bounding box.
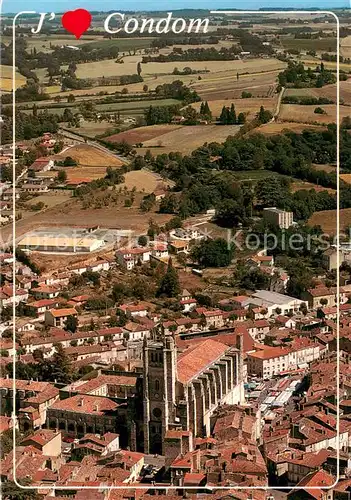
[18,234,105,253]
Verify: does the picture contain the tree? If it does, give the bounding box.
[137,62,142,76]
[314,107,326,114]
[112,283,128,303]
[0,428,20,458]
[157,258,180,298]
[237,112,246,124]
[257,106,273,124]
[138,235,148,246]
[2,478,39,499]
[286,267,313,299]
[143,84,149,92]
[65,315,78,333]
[63,156,77,167]
[191,239,233,268]
[219,106,229,124]
[183,106,198,125]
[57,170,67,183]
[229,103,236,124]
[159,194,178,214]
[46,343,74,384]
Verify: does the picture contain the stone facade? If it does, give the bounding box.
[142,332,245,454]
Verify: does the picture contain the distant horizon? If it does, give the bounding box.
[2,1,349,15]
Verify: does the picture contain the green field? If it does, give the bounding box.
[95,98,179,112]
[20,98,180,116]
[80,38,156,51]
[233,170,291,182]
[280,37,338,52]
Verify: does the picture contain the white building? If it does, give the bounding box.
[247,290,308,316]
[263,207,294,229]
[18,235,105,253]
[116,247,151,270]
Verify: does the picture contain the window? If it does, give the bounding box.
[155,380,160,391]
[153,407,162,419]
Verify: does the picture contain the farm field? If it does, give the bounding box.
[308,209,351,235]
[341,36,351,59]
[21,35,105,53]
[21,98,181,117]
[62,166,109,183]
[313,164,336,174]
[246,121,326,136]
[301,58,351,72]
[81,38,156,52]
[95,98,179,114]
[291,180,336,194]
[119,169,173,193]
[279,104,350,124]
[233,170,290,182]
[340,174,351,185]
[280,37,338,52]
[137,124,241,156]
[57,144,123,168]
[106,125,182,145]
[45,61,285,99]
[190,97,277,119]
[20,192,73,220]
[284,81,351,105]
[0,64,26,91]
[73,121,121,139]
[67,56,285,81]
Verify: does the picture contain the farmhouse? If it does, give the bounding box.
[116,247,151,270]
[169,240,190,254]
[29,158,54,172]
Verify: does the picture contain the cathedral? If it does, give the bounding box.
[142,332,245,454]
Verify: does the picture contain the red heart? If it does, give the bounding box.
[62,9,92,39]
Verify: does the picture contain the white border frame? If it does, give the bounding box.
[10,9,340,493]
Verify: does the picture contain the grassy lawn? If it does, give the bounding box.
[233,170,291,182]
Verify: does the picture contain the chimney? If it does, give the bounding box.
[78,397,84,407]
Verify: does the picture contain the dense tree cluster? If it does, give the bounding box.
[145,125,351,223]
[143,45,241,63]
[282,95,334,105]
[191,238,234,268]
[144,105,181,125]
[156,259,180,297]
[151,35,220,49]
[278,61,339,88]
[154,80,201,104]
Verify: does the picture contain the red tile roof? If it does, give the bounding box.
[177,339,229,384]
[50,395,119,415]
[48,308,77,318]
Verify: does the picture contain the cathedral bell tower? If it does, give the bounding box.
[143,328,177,454]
